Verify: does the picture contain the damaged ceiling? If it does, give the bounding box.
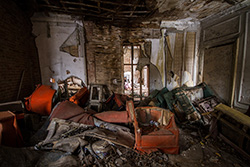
[17,0,246,26]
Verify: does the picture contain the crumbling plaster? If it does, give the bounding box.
[31,13,200,94]
[31,13,87,89]
[146,0,244,22]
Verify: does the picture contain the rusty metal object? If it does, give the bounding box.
[25,85,56,115]
[127,101,179,154]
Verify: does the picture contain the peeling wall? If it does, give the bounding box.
[161,19,200,87]
[150,37,165,87]
[147,37,165,89]
[84,21,123,93]
[31,13,87,89]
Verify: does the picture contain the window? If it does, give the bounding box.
[123,45,149,101]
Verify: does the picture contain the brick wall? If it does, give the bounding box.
[84,21,123,93]
[0,0,41,102]
[84,21,162,94]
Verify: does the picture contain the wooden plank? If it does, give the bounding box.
[219,118,250,140]
[39,4,100,13]
[47,8,114,19]
[60,0,68,12]
[61,1,116,13]
[87,0,145,7]
[97,0,101,13]
[215,103,250,128]
[219,134,250,160]
[119,11,150,14]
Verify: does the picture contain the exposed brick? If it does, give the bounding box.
[84,21,161,94]
[0,0,41,102]
[84,21,123,93]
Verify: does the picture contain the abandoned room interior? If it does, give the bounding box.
[0,0,250,166]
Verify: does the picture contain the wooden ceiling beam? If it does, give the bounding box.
[39,5,140,19]
[97,0,101,13]
[47,8,125,20]
[119,11,150,14]
[39,4,100,14]
[42,0,50,5]
[60,0,68,12]
[116,15,141,18]
[87,0,145,7]
[61,0,116,13]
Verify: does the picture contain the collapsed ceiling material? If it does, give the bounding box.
[35,0,153,26]
[19,0,246,26]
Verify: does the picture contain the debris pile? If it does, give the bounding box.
[0,81,249,166]
[34,118,171,167]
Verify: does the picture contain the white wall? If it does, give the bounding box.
[31,13,87,89]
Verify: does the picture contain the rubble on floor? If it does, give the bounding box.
[0,82,250,166]
[1,123,249,167]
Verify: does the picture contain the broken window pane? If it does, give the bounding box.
[124,65,132,96]
[133,66,141,101]
[133,46,140,64]
[123,46,131,64]
[142,66,149,97]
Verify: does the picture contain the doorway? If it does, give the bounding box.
[123,45,149,101]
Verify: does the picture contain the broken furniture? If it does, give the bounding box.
[0,111,23,147]
[193,96,220,125]
[127,100,179,154]
[69,86,89,107]
[25,85,56,116]
[212,104,250,160]
[50,100,179,154]
[36,117,135,151]
[88,84,112,112]
[164,83,215,124]
[50,100,96,126]
[58,76,85,100]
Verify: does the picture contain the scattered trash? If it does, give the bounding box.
[91,140,111,159]
[1,81,249,166]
